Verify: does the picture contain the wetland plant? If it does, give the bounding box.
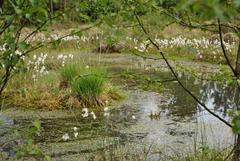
[71,73,107,107]
[60,63,122,108]
[60,63,80,88]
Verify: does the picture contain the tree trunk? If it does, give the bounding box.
[50,0,53,17]
[235,39,240,77]
[0,0,4,9]
[60,0,66,12]
[64,0,66,11]
[233,135,240,161]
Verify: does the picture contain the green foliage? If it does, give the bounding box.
[16,119,51,161]
[60,63,80,82]
[71,72,106,99]
[61,62,108,104]
[156,0,179,9]
[67,0,120,22]
[230,111,240,134]
[176,0,239,22]
[121,71,165,93]
[178,145,228,161]
[0,0,50,95]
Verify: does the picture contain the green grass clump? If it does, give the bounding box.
[59,62,123,108]
[71,74,106,99]
[60,63,80,82]
[69,67,108,107]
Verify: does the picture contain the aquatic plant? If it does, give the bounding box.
[16,119,51,160]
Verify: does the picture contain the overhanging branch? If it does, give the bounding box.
[134,11,232,128]
[218,19,238,78]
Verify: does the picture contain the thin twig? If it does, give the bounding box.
[162,10,218,33]
[131,50,163,60]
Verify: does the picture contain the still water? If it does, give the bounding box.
[0,53,237,160]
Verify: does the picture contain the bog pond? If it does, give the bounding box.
[0,53,237,160]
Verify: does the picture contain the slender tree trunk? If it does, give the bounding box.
[0,0,4,9]
[233,135,240,161]
[60,0,66,13]
[64,0,66,11]
[235,38,240,77]
[50,0,53,17]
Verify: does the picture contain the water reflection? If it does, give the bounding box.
[163,72,240,121]
[199,80,240,118]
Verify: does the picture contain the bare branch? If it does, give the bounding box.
[162,10,218,33]
[218,19,238,78]
[134,11,232,128]
[131,50,163,61]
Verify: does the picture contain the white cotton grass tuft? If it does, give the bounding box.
[132,115,136,120]
[82,108,89,117]
[104,112,110,117]
[90,111,96,120]
[133,36,236,61]
[105,100,109,104]
[103,107,110,117]
[62,133,70,141]
[73,127,78,132]
[74,132,78,138]
[104,107,109,112]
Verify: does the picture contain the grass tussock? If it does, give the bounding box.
[71,74,106,107]
[60,63,122,108]
[2,61,122,110]
[60,63,80,88]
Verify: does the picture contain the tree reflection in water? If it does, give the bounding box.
[162,72,240,121]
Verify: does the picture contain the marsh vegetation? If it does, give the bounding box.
[0,0,240,161]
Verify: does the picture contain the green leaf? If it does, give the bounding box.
[19,42,29,50]
[52,39,61,48]
[72,30,82,37]
[45,156,52,161]
[6,15,14,24]
[234,0,240,7]
[15,8,22,15]
[30,0,37,5]
[233,114,240,134]
[32,119,41,131]
[25,13,31,19]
